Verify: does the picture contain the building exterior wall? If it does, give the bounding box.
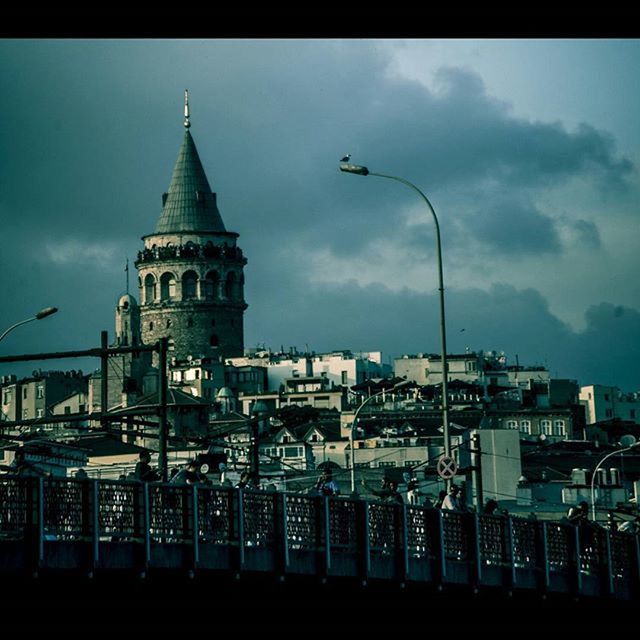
[579,384,640,425]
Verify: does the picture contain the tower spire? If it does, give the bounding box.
[184,89,190,129]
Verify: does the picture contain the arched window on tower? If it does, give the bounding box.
[144,274,157,303]
[160,272,177,301]
[182,270,198,300]
[210,334,219,347]
[239,273,245,300]
[203,270,220,300]
[225,272,237,300]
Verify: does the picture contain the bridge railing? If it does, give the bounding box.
[0,475,638,601]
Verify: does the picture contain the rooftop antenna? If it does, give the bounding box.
[184,89,191,129]
[125,257,129,295]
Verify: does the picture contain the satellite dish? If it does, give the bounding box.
[539,434,547,442]
[199,463,210,475]
[619,435,637,448]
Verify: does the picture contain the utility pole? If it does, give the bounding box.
[470,431,484,512]
[100,331,109,430]
[158,337,169,482]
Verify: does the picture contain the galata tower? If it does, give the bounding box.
[135,91,247,361]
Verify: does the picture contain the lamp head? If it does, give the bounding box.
[339,163,369,176]
[35,307,58,320]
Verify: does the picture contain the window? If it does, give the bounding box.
[187,317,194,328]
[37,409,44,418]
[284,447,302,458]
[203,271,220,299]
[604,394,610,402]
[406,460,421,467]
[23,387,28,400]
[541,420,552,436]
[605,409,613,418]
[631,410,636,419]
[506,420,518,430]
[23,409,28,419]
[166,319,172,328]
[210,335,219,347]
[225,272,237,300]
[182,271,198,300]
[160,272,176,300]
[144,274,157,303]
[341,371,348,385]
[2,390,11,404]
[378,461,396,468]
[553,420,566,436]
[519,421,531,435]
[36,386,44,399]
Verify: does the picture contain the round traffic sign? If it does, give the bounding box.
[437,456,458,479]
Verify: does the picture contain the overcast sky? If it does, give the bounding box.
[0,39,638,390]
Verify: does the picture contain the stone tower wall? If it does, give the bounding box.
[136,235,247,361]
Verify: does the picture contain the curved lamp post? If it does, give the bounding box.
[589,438,640,521]
[349,379,412,493]
[340,162,452,477]
[0,307,58,344]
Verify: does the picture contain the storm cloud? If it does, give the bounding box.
[0,40,638,391]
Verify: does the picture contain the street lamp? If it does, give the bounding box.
[589,436,640,521]
[349,379,412,493]
[340,161,452,472]
[0,307,58,344]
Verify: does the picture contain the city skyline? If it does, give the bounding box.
[0,39,638,390]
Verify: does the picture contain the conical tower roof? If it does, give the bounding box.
[155,129,227,234]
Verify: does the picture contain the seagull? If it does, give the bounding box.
[340,154,351,162]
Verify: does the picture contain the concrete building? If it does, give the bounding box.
[1,370,87,426]
[238,376,347,414]
[135,93,247,362]
[227,349,389,393]
[579,384,640,425]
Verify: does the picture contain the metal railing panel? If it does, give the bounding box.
[328,498,358,552]
[511,518,538,568]
[42,478,85,540]
[242,490,275,548]
[98,480,139,540]
[0,477,29,540]
[441,511,469,561]
[478,514,507,566]
[406,505,431,558]
[197,486,234,545]
[148,484,189,543]
[546,522,572,573]
[368,502,398,555]
[285,494,318,550]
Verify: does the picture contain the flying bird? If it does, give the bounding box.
[341,154,351,162]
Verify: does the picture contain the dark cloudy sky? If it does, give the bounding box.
[0,39,638,390]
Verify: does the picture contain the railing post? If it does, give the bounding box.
[357,499,370,583]
[191,485,199,572]
[633,533,640,598]
[322,496,331,576]
[398,503,409,583]
[142,483,150,572]
[276,492,289,575]
[432,508,446,584]
[506,516,517,589]
[37,477,44,569]
[572,525,583,597]
[89,479,100,570]
[236,489,245,571]
[537,521,550,592]
[470,513,482,588]
[603,531,614,597]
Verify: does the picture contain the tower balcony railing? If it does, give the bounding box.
[0,474,638,600]
[135,243,246,266]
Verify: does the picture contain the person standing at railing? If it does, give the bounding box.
[314,469,340,497]
[440,484,464,511]
[361,477,404,505]
[134,451,159,482]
